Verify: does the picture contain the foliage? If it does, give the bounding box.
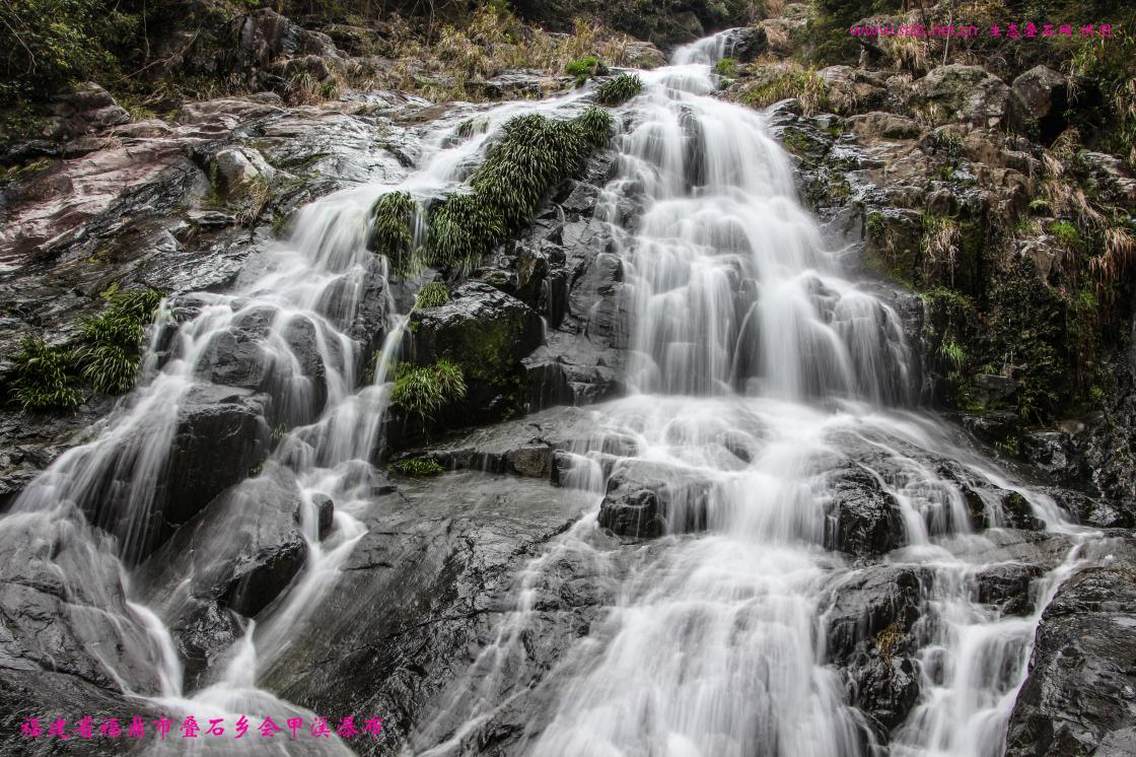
[10,336,82,411]
[566,54,609,84]
[595,73,642,105]
[714,57,738,79]
[414,282,451,309]
[1048,219,1082,248]
[740,64,830,116]
[368,192,418,274]
[420,108,611,274]
[76,286,164,394]
[390,359,467,421]
[391,458,446,477]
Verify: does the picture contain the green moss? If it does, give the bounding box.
[414,281,451,309]
[714,57,738,78]
[391,458,445,477]
[390,359,467,421]
[595,73,642,106]
[10,336,82,411]
[1048,219,1082,248]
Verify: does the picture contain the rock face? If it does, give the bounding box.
[1010,65,1068,144]
[43,82,130,140]
[597,460,714,538]
[823,467,906,557]
[1007,540,1136,756]
[910,64,1011,128]
[137,467,310,690]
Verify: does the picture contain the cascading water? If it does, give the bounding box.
[404,32,1087,757]
[2,26,1092,757]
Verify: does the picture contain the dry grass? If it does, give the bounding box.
[921,214,961,285]
[739,62,830,116]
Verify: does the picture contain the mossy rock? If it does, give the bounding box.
[408,281,543,419]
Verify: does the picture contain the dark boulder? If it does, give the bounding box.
[975,562,1043,616]
[823,466,906,556]
[1010,65,1069,144]
[137,467,309,690]
[1006,541,1136,756]
[409,281,544,420]
[597,460,714,538]
[823,565,929,729]
[313,493,335,540]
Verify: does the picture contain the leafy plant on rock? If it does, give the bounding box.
[76,285,163,395]
[390,359,467,421]
[391,458,445,477]
[414,281,451,309]
[595,74,643,106]
[566,54,609,85]
[368,191,418,274]
[10,336,82,411]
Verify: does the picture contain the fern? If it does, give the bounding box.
[11,336,82,411]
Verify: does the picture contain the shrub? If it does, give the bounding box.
[714,57,738,78]
[368,191,418,274]
[76,285,163,395]
[595,73,643,106]
[1048,219,1082,248]
[391,458,446,477]
[390,359,467,420]
[10,336,82,411]
[414,282,451,309]
[566,54,609,84]
[740,65,830,116]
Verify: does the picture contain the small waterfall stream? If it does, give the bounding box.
[1,28,1095,757]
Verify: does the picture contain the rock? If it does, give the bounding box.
[823,466,906,556]
[137,468,310,689]
[597,460,714,538]
[408,281,544,419]
[823,565,928,728]
[910,65,1011,128]
[259,471,596,751]
[722,27,767,63]
[817,66,888,115]
[1021,430,1087,483]
[1043,486,1133,529]
[1007,543,1136,756]
[1011,65,1069,144]
[237,8,339,67]
[848,111,923,140]
[622,41,667,69]
[0,509,169,698]
[43,82,130,140]
[155,385,271,543]
[210,146,276,194]
[975,562,1043,615]
[313,493,335,540]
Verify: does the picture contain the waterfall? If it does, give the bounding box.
[1,26,1090,757]
[404,34,1084,757]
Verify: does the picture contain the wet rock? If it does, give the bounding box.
[1021,430,1087,484]
[0,509,168,698]
[259,471,595,751]
[138,468,309,689]
[237,8,339,68]
[313,493,335,540]
[1043,486,1132,529]
[823,467,906,557]
[1010,65,1068,144]
[43,82,130,140]
[723,27,767,63]
[848,111,923,141]
[817,66,888,114]
[823,565,928,729]
[909,65,1011,128]
[597,460,714,538]
[1007,544,1136,756]
[158,384,271,535]
[409,281,544,419]
[975,562,1043,616]
[427,406,607,479]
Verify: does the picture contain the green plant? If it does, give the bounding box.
[940,339,966,370]
[565,54,608,84]
[714,57,738,78]
[392,458,446,477]
[595,73,642,105]
[368,191,418,274]
[10,336,82,411]
[415,282,451,309]
[1048,219,1082,248]
[390,359,467,421]
[76,285,163,394]
[740,65,830,116]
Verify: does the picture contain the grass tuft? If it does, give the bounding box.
[11,336,82,411]
[390,359,468,421]
[392,458,446,477]
[595,74,642,106]
[414,281,451,309]
[76,285,164,395]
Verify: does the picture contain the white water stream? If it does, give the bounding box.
[2,28,1091,757]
